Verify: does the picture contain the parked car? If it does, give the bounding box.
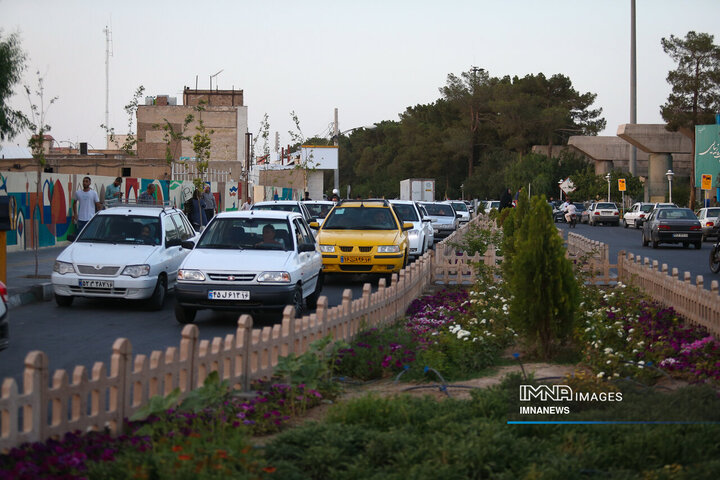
[695,207,720,241]
[0,280,8,351]
[641,207,702,249]
[450,201,471,226]
[419,201,459,242]
[389,200,432,258]
[174,210,323,323]
[484,200,500,214]
[313,199,412,275]
[588,202,620,226]
[52,205,198,310]
[302,200,335,226]
[623,202,655,229]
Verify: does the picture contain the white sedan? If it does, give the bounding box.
[623,202,655,228]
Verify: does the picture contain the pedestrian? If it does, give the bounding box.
[202,185,216,220]
[104,176,123,206]
[499,188,513,211]
[303,191,311,201]
[712,196,719,207]
[139,184,157,205]
[186,189,207,230]
[72,176,102,232]
[240,196,252,210]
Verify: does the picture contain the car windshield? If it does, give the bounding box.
[305,203,333,219]
[391,204,419,222]
[252,204,301,214]
[596,203,616,209]
[656,209,696,220]
[706,208,720,218]
[196,218,292,251]
[450,202,468,212]
[77,215,161,245]
[422,203,455,216]
[323,207,398,230]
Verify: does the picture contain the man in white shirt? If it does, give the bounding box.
[240,197,252,211]
[72,176,102,232]
[564,202,577,223]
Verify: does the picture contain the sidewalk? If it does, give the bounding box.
[4,245,66,309]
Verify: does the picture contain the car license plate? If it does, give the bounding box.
[673,233,688,238]
[208,290,250,300]
[341,255,371,264]
[79,279,113,288]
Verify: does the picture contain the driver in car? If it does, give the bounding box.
[256,224,283,248]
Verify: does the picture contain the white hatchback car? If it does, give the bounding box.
[623,202,655,229]
[52,205,198,310]
[174,210,323,324]
[389,200,432,258]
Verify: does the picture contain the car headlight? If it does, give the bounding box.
[122,264,151,278]
[377,245,400,253]
[319,245,335,253]
[257,271,291,283]
[53,261,75,275]
[178,269,206,281]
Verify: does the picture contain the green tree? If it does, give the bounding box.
[102,85,144,155]
[0,31,27,141]
[504,196,579,359]
[660,31,720,207]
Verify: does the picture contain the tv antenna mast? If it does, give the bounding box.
[104,24,114,145]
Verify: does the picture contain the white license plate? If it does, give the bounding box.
[208,290,250,300]
[79,279,113,288]
[673,233,688,238]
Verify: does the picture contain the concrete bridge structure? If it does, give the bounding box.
[566,124,692,202]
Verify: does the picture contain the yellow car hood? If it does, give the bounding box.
[318,229,404,246]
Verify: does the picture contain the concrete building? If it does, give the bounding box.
[136,88,249,180]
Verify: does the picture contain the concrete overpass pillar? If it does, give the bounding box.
[647,153,672,203]
[596,160,613,176]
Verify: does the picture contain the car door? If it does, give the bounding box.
[293,218,320,297]
[162,214,184,286]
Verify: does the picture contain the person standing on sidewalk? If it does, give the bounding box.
[202,185,216,220]
[72,176,102,232]
[104,177,123,206]
[240,196,252,211]
[138,184,157,205]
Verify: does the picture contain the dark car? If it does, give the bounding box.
[641,207,702,249]
[0,280,8,351]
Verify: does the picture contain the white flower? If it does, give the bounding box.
[597,372,605,378]
[628,328,634,333]
[606,360,612,365]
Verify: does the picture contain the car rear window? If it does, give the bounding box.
[422,203,454,216]
[640,204,654,212]
[706,208,720,217]
[596,203,616,209]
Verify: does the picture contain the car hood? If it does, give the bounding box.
[318,230,403,246]
[57,243,159,266]
[181,248,293,271]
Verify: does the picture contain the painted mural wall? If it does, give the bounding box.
[0,171,240,252]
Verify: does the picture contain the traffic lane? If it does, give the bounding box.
[0,277,377,386]
[562,222,719,287]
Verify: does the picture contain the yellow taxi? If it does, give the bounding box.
[312,199,412,274]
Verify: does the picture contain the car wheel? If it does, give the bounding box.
[292,285,304,318]
[695,241,702,250]
[174,303,197,324]
[55,294,74,307]
[702,234,707,242]
[623,219,628,228]
[652,238,659,249]
[710,244,720,273]
[305,273,324,310]
[148,276,167,311]
[683,242,689,249]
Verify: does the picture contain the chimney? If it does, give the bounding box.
[156,95,169,106]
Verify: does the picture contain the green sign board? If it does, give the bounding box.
[696,124,720,187]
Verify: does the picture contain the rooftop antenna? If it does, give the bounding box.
[209,69,223,91]
[103,23,113,147]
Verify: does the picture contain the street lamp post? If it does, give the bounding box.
[558,179,563,202]
[666,169,674,203]
[605,173,612,202]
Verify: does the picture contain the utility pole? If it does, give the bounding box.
[629,0,638,179]
[104,25,113,148]
[333,108,339,192]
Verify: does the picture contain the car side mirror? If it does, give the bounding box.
[309,221,320,229]
[402,222,414,231]
[181,240,195,250]
[298,243,316,253]
[455,213,462,218]
[166,237,182,248]
[422,218,431,222]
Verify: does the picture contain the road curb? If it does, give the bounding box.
[7,283,53,310]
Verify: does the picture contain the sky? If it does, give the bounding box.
[1,0,719,154]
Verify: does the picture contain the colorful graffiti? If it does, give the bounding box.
[0,171,239,253]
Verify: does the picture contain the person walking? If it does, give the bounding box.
[499,188,513,211]
[72,176,102,232]
[104,177,123,206]
[202,185,216,220]
[138,184,157,205]
[240,196,252,211]
[186,189,208,230]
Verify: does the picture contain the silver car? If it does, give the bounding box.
[390,200,432,258]
[419,201,458,242]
